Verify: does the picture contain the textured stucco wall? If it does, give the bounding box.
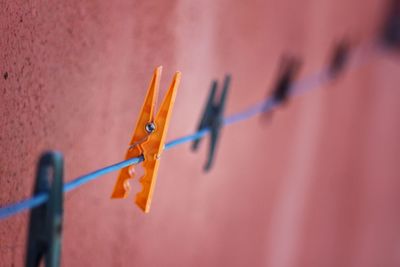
[1,0,400,266]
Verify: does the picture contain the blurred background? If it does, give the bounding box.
[1,0,400,266]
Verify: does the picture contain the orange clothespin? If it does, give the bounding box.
[111,66,181,213]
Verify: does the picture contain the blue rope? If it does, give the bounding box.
[0,193,48,220]
[0,44,375,220]
[165,129,209,150]
[0,87,307,220]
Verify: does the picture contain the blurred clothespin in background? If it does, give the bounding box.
[261,55,301,122]
[382,0,400,48]
[271,56,302,104]
[111,66,181,213]
[328,40,350,79]
[25,152,64,267]
[192,75,231,172]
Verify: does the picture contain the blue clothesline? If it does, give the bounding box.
[0,43,376,220]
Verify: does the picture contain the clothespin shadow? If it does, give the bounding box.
[111,66,181,213]
[328,40,350,80]
[25,151,64,267]
[382,0,400,48]
[192,75,231,172]
[261,55,302,122]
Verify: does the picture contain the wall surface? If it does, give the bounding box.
[1,0,400,266]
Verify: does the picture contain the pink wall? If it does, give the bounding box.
[1,0,400,266]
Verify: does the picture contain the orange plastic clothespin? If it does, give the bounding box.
[111,66,181,213]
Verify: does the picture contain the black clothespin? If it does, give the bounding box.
[192,75,231,171]
[382,0,400,47]
[26,152,64,267]
[328,40,350,79]
[270,55,302,104]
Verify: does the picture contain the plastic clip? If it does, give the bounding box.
[111,66,181,213]
[328,40,350,79]
[25,152,64,267]
[270,55,302,104]
[192,75,231,171]
[382,0,400,47]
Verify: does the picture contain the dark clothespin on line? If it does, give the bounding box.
[260,55,302,123]
[382,0,400,47]
[25,152,64,267]
[270,55,302,105]
[328,40,350,79]
[192,75,231,171]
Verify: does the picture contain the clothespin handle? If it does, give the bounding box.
[26,152,64,267]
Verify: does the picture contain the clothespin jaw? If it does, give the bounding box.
[26,151,64,267]
[382,0,400,47]
[270,55,302,104]
[192,75,231,171]
[328,40,350,79]
[111,66,181,213]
